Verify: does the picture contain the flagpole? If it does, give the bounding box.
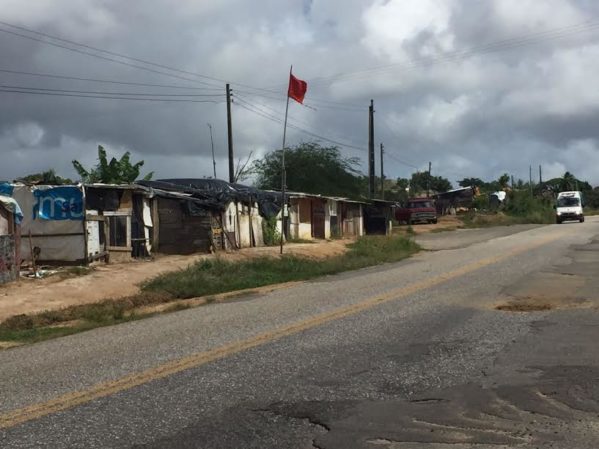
[280,65,292,255]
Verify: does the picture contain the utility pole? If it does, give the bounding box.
[539,165,542,184]
[380,143,384,199]
[226,83,234,183]
[529,165,533,196]
[427,161,432,197]
[207,123,217,179]
[511,175,515,189]
[368,99,375,199]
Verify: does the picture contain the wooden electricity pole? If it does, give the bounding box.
[380,143,385,199]
[529,165,533,196]
[226,83,234,183]
[368,100,375,199]
[427,161,432,197]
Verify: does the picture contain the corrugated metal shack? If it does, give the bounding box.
[84,184,154,263]
[3,183,87,264]
[138,179,282,254]
[434,187,475,214]
[363,200,395,235]
[0,195,21,284]
[0,183,155,265]
[287,192,364,240]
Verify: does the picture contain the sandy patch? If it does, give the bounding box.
[0,240,351,322]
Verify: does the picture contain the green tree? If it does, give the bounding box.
[396,177,410,191]
[409,172,452,195]
[561,171,576,191]
[543,172,592,193]
[458,177,484,189]
[15,169,73,185]
[497,173,510,189]
[251,142,364,198]
[585,187,599,208]
[72,145,153,184]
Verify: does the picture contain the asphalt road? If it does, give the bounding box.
[1,219,599,448]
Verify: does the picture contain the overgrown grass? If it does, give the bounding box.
[0,235,419,346]
[463,191,555,228]
[0,292,168,344]
[143,235,419,299]
[0,322,98,344]
[503,191,554,223]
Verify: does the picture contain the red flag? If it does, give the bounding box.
[288,73,307,104]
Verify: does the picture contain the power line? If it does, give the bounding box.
[0,26,222,88]
[0,20,283,94]
[233,99,367,153]
[235,89,365,112]
[378,117,422,169]
[0,20,226,87]
[384,151,419,170]
[0,88,224,102]
[3,18,598,102]
[234,96,368,151]
[266,20,599,89]
[0,84,225,97]
[0,68,223,91]
[234,92,314,129]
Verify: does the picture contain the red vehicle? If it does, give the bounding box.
[396,198,437,224]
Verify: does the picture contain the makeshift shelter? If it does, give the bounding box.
[434,187,475,214]
[0,183,155,265]
[363,200,394,235]
[0,195,21,284]
[4,183,86,264]
[84,184,154,262]
[287,193,365,240]
[138,179,282,253]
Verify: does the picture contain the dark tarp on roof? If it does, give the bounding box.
[85,188,122,212]
[137,179,282,218]
[434,187,474,212]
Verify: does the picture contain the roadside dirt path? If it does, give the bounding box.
[394,214,463,235]
[0,239,351,322]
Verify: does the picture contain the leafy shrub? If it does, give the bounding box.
[262,216,281,246]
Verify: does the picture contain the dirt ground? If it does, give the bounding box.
[395,214,464,235]
[0,239,352,322]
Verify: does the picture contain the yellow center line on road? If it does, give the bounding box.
[0,231,565,430]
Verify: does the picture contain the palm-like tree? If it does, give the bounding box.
[72,145,153,184]
[560,171,577,191]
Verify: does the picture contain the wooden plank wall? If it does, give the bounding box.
[156,198,213,254]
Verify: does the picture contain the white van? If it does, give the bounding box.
[556,191,584,224]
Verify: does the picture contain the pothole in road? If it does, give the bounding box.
[496,300,554,312]
[494,295,590,312]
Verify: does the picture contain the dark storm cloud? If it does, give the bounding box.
[1,0,599,184]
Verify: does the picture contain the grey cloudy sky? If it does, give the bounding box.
[2,0,599,186]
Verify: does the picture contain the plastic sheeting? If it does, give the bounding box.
[10,185,85,262]
[0,195,23,224]
[138,179,283,218]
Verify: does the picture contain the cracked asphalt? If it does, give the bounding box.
[1,219,599,448]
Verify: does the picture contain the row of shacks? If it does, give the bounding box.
[0,180,394,283]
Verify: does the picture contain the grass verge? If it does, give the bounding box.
[142,235,418,298]
[462,190,555,228]
[0,235,419,346]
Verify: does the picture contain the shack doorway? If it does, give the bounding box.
[311,199,326,239]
